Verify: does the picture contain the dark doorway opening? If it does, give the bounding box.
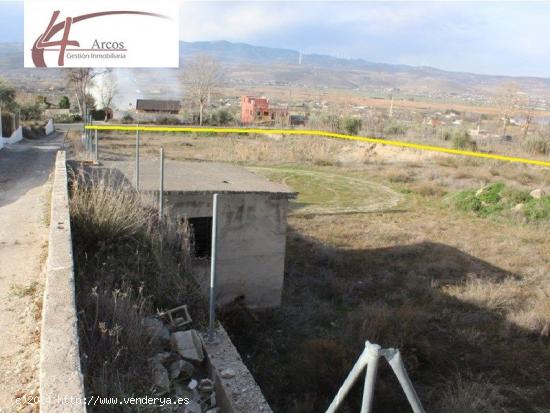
[189,217,212,258]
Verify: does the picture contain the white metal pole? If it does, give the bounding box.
[94,129,98,163]
[326,342,371,413]
[383,349,426,413]
[159,147,164,221]
[361,342,381,413]
[208,193,220,342]
[135,128,140,190]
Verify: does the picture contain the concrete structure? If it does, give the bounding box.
[46,119,55,135]
[203,326,273,412]
[40,151,86,412]
[3,126,23,144]
[106,160,296,308]
[241,96,288,125]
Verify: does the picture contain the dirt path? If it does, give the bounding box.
[0,135,61,412]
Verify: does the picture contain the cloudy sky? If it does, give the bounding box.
[2,1,550,78]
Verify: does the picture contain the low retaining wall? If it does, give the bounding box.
[40,151,86,412]
[3,126,23,144]
[203,326,273,412]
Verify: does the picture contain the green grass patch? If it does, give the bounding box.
[450,182,549,222]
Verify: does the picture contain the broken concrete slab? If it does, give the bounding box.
[169,358,195,380]
[150,359,170,393]
[143,317,170,342]
[171,330,205,363]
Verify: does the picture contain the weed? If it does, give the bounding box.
[10,281,40,298]
[452,130,477,151]
[69,167,206,409]
[523,135,550,155]
[434,375,506,413]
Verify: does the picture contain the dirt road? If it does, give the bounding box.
[0,134,61,412]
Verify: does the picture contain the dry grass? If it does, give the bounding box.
[434,375,507,413]
[443,276,528,313]
[76,129,550,411]
[69,166,206,410]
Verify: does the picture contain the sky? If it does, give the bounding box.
[2,1,550,78]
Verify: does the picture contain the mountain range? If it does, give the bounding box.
[2,40,550,105]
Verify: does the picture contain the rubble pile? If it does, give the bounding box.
[143,306,220,413]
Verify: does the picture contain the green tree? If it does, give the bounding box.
[19,102,43,121]
[59,96,70,109]
[0,79,17,111]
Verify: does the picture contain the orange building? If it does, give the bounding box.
[241,96,288,124]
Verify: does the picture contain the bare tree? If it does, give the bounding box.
[183,55,223,125]
[520,93,536,140]
[494,82,521,138]
[98,70,118,110]
[66,68,100,119]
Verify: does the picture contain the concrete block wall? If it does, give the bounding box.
[40,151,86,412]
[166,192,289,308]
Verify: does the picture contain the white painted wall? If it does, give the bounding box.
[3,126,23,144]
[46,119,55,135]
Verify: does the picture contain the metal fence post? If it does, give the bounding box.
[159,146,164,221]
[208,193,220,342]
[135,128,140,190]
[94,129,98,163]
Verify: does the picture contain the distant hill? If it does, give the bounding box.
[2,40,550,105]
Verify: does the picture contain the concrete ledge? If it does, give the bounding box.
[3,126,23,144]
[46,119,55,135]
[203,326,273,413]
[40,151,86,412]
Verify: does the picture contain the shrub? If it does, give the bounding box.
[209,108,234,126]
[451,182,550,222]
[523,135,550,155]
[19,102,44,121]
[91,109,106,121]
[52,113,81,123]
[384,122,406,136]
[121,113,134,124]
[154,116,182,125]
[341,117,362,135]
[523,196,550,221]
[452,130,477,150]
[58,95,70,109]
[452,183,505,217]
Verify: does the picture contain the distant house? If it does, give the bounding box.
[136,99,181,114]
[241,96,288,124]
